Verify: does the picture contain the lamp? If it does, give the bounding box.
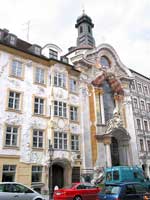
[48,140,54,200]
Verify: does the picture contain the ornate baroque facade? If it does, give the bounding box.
[0,13,150,193]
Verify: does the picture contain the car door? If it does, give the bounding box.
[0,183,17,200]
[12,183,36,200]
[84,184,99,200]
[76,184,90,200]
[123,184,141,200]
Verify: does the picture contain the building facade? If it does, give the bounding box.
[0,13,150,194]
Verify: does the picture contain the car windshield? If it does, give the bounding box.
[64,183,77,189]
[101,185,121,194]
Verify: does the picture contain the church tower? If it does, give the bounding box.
[75,12,95,48]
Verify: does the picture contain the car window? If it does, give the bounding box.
[3,184,13,192]
[77,184,86,189]
[101,185,120,194]
[113,171,119,180]
[13,184,33,193]
[125,184,136,194]
[106,172,112,181]
[134,184,147,194]
[0,184,4,192]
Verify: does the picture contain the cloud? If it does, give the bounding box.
[0,0,149,76]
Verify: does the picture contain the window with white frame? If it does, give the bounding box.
[140,139,144,151]
[32,166,42,182]
[140,100,145,111]
[10,36,16,45]
[54,131,67,150]
[54,72,66,88]
[136,119,142,130]
[130,80,136,90]
[34,97,44,115]
[5,125,18,147]
[144,120,148,132]
[70,106,78,121]
[144,85,149,94]
[35,67,45,84]
[71,135,79,151]
[70,79,77,93]
[2,165,16,182]
[137,83,142,93]
[32,129,43,148]
[147,103,150,112]
[133,98,138,109]
[8,91,21,111]
[49,49,58,59]
[147,140,150,152]
[54,101,67,117]
[11,60,23,78]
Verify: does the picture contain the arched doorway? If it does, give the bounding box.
[52,164,64,189]
[111,137,120,166]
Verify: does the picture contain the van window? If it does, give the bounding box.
[106,172,112,181]
[134,183,147,194]
[113,170,119,180]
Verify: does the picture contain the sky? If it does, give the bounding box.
[0,0,150,77]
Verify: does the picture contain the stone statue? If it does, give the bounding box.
[105,108,123,134]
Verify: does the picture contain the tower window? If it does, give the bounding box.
[80,26,83,33]
[100,56,110,68]
[88,26,91,33]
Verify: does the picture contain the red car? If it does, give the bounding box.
[53,182,101,200]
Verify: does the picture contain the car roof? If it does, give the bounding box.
[105,182,144,186]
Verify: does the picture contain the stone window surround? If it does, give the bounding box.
[6,89,23,113]
[3,124,21,149]
[33,95,46,116]
[33,65,47,86]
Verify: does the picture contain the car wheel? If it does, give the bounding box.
[35,198,42,200]
[73,196,82,200]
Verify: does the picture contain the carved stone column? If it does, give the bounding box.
[103,135,112,167]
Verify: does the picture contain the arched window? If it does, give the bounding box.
[100,56,110,68]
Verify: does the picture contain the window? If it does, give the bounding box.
[100,56,110,68]
[136,119,142,130]
[34,97,44,115]
[140,100,145,111]
[130,81,135,90]
[54,131,67,150]
[34,46,41,55]
[133,98,138,108]
[8,91,21,111]
[71,135,79,151]
[147,140,150,152]
[137,83,142,93]
[49,49,58,59]
[11,60,23,78]
[70,79,77,93]
[144,120,148,132]
[32,166,42,182]
[54,101,67,117]
[144,85,148,94]
[10,36,16,45]
[140,139,144,151]
[54,72,66,88]
[80,26,83,33]
[33,129,43,148]
[2,165,16,182]
[88,26,91,33]
[5,125,18,147]
[70,106,78,121]
[35,67,45,84]
[125,184,135,194]
[113,170,119,180]
[147,103,150,112]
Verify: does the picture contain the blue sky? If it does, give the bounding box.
[0,0,150,76]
